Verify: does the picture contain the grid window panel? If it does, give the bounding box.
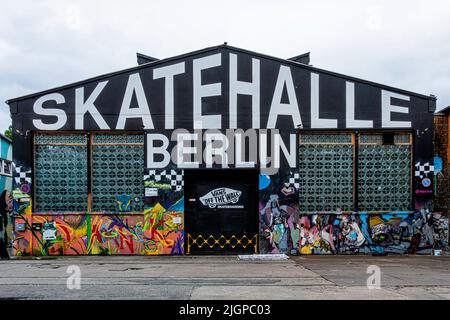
[92,134,144,212]
[299,133,354,213]
[358,133,412,212]
[34,134,88,212]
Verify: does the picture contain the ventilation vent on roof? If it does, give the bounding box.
[288,52,310,65]
[136,53,159,65]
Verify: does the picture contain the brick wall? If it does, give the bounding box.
[433,114,449,212]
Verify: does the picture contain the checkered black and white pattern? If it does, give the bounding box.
[144,169,184,191]
[288,172,300,189]
[14,166,32,185]
[415,162,434,179]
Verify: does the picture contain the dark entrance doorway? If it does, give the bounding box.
[184,169,259,255]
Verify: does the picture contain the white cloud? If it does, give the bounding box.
[1,0,450,132]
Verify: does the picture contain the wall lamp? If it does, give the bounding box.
[15,129,30,139]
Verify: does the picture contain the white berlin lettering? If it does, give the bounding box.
[204,132,229,168]
[147,129,297,174]
[31,52,413,131]
[146,133,170,168]
[176,133,200,168]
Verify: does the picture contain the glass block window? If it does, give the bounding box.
[358,133,412,212]
[91,134,144,212]
[298,133,354,212]
[34,134,88,212]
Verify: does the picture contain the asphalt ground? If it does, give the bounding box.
[0,255,449,300]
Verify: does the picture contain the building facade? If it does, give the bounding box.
[0,133,12,192]
[6,45,444,256]
[434,107,450,248]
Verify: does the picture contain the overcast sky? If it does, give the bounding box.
[1,0,450,133]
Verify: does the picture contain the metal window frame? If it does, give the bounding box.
[357,131,413,213]
[33,131,89,213]
[296,129,414,214]
[32,131,145,214]
[90,131,145,214]
[297,130,356,214]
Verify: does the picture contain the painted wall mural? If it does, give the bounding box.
[11,166,184,256]
[259,171,447,255]
[13,208,184,256]
[433,212,449,249]
[12,164,446,256]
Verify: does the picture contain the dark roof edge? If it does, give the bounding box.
[6,44,434,104]
[435,105,450,115]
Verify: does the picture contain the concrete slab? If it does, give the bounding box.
[190,285,409,300]
[1,255,449,300]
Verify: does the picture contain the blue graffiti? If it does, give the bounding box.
[359,214,373,245]
[259,175,271,190]
[434,156,443,175]
[116,195,131,212]
[370,246,385,254]
[381,212,410,221]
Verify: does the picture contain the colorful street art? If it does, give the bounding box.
[259,170,448,255]
[11,166,184,256]
[10,165,447,256]
[433,212,449,249]
[12,201,184,256]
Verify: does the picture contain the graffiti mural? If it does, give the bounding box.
[11,165,185,256]
[432,212,448,249]
[12,164,445,256]
[13,209,184,256]
[259,170,301,255]
[296,212,436,255]
[259,170,445,255]
[143,166,184,255]
[12,206,185,256]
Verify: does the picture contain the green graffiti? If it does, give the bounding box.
[144,181,171,190]
[12,189,30,199]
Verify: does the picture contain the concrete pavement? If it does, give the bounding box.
[0,255,449,299]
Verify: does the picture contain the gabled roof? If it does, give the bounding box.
[5,43,433,104]
[435,105,450,115]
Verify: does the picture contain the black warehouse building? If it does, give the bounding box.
[6,44,441,256]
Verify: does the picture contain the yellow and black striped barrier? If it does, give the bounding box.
[186,234,258,254]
